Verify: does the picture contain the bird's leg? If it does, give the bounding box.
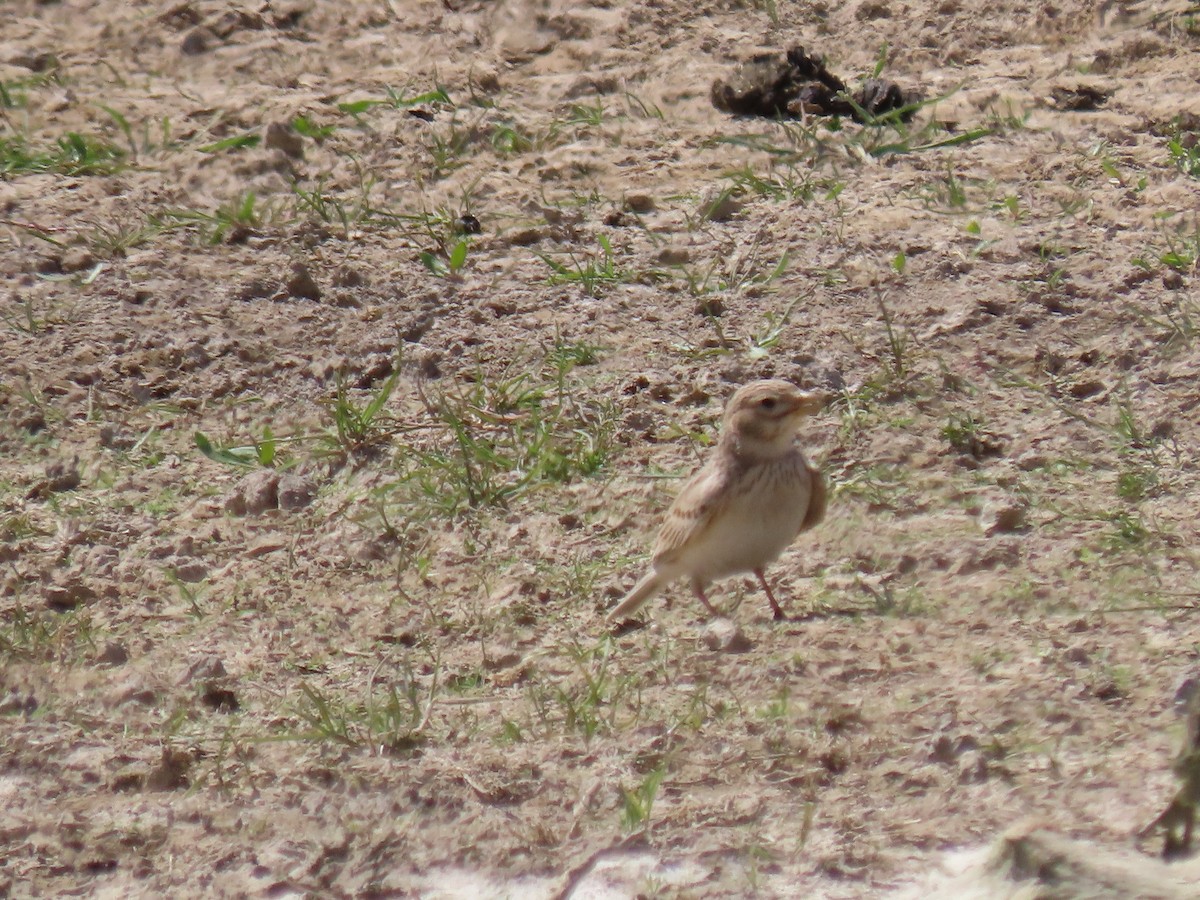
[755,568,786,620]
[691,581,720,617]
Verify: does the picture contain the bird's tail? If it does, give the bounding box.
[607,571,666,621]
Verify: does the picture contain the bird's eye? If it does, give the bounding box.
[759,397,777,410]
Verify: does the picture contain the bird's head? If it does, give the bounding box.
[721,380,828,456]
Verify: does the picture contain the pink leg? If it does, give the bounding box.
[755,569,786,620]
[691,581,720,617]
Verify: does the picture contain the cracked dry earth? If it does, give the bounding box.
[3,0,1200,897]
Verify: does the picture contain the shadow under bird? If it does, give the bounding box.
[609,379,829,623]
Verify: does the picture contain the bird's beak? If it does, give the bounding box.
[789,390,832,417]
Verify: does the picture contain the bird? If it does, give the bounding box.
[608,379,828,623]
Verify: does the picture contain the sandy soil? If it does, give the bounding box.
[3,0,1200,896]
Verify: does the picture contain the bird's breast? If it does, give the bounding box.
[682,454,812,581]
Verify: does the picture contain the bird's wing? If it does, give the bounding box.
[651,462,733,566]
[800,458,825,531]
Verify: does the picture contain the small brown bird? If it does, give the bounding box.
[609,379,828,623]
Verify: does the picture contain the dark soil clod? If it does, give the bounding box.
[711,46,922,122]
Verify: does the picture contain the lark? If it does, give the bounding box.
[609,380,828,623]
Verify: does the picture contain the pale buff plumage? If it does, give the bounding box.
[609,380,828,622]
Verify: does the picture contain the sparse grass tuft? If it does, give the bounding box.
[621,763,667,832]
[195,427,281,469]
[419,237,471,277]
[1167,121,1200,179]
[290,658,437,756]
[1135,215,1200,274]
[337,85,453,121]
[0,603,100,663]
[397,358,616,514]
[0,70,63,109]
[1125,290,1200,353]
[319,369,405,464]
[523,636,641,745]
[1,293,75,335]
[876,290,913,381]
[538,234,626,297]
[0,132,126,176]
[159,192,275,244]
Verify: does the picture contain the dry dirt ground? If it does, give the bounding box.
[3,0,1200,897]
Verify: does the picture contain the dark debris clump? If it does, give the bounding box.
[711,46,921,122]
